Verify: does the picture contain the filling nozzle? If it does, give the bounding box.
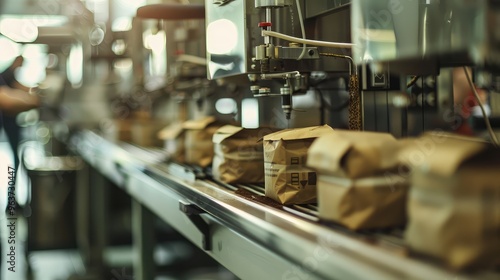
[281,82,292,120]
[281,87,292,120]
[251,72,301,120]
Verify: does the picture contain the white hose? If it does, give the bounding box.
[262,30,354,49]
[176,54,207,65]
[295,0,306,60]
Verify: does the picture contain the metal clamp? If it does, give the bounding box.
[179,201,211,251]
[255,0,293,8]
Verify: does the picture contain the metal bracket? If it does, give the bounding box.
[179,201,211,251]
[255,0,293,8]
[275,46,320,60]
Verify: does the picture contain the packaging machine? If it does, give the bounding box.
[8,0,500,279]
[66,1,500,279]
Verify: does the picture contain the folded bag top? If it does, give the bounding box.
[307,130,398,179]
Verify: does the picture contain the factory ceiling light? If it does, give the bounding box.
[0,15,68,43]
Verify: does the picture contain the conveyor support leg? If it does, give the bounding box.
[179,201,211,251]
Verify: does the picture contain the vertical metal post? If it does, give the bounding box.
[132,199,155,280]
[76,163,90,265]
[88,167,108,273]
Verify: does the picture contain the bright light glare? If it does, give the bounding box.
[115,0,147,16]
[0,15,68,42]
[215,98,237,115]
[112,17,133,32]
[207,19,238,55]
[114,59,133,71]
[143,30,167,76]
[0,37,21,70]
[112,39,127,55]
[241,98,259,128]
[0,18,38,42]
[16,65,46,87]
[67,44,83,88]
[144,30,166,52]
[23,44,48,59]
[16,45,48,87]
[117,0,146,7]
[86,0,109,23]
[0,15,68,27]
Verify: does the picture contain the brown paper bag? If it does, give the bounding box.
[317,175,408,230]
[158,122,185,162]
[131,119,167,147]
[263,125,334,205]
[183,116,222,167]
[307,130,399,178]
[212,125,275,184]
[403,134,500,269]
[307,130,408,230]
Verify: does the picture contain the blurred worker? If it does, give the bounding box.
[0,73,38,278]
[452,67,490,136]
[0,56,40,170]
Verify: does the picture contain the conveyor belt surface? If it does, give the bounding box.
[71,130,500,280]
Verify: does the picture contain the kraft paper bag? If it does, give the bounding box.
[307,130,408,230]
[212,125,276,184]
[158,122,185,162]
[263,125,334,205]
[317,175,408,230]
[131,119,167,147]
[183,116,222,167]
[402,134,500,269]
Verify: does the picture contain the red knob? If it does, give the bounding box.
[258,22,272,28]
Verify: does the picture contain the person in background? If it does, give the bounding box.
[0,77,39,114]
[0,56,40,169]
[2,56,29,90]
[0,69,38,277]
[0,56,39,170]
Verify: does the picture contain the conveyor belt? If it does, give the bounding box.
[211,179,410,250]
[207,179,410,258]
[70,130,500,280]
[146,163,498,279]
